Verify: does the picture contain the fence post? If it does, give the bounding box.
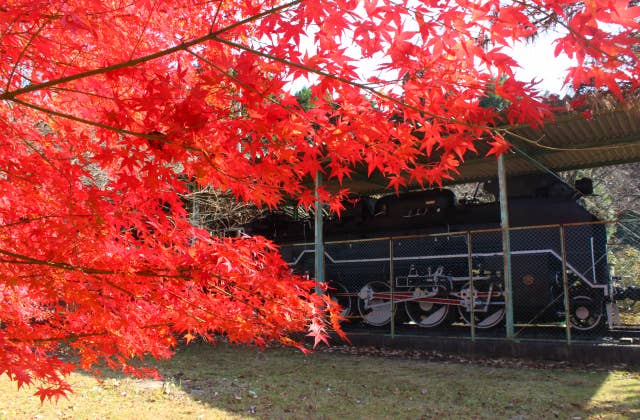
[498,154,514,339]
[467,231,476,341]
[389,237,395,338]
[560,225,572,343]
[314,171,324,295]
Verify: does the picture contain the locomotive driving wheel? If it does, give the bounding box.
[328,281,352,319]
[569,295,603,331]
[357,281,394,326]
[404,286,450,328]
[457,281,505,329]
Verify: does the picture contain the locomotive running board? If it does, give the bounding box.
[285,248,607,293]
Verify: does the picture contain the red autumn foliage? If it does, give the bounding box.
[0,0,638,400]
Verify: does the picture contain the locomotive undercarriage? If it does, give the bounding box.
[328,264,606,332]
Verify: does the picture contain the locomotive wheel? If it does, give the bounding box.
[328,281,352,319]
[405,286,450,328]
[569,295,603,331]
[457,282,505,329]
[357,281,394,326]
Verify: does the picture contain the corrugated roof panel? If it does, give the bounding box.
[325,109,640,193]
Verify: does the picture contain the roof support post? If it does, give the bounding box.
[314,171,325,295]
[498,154,515,339]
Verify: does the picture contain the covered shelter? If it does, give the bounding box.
[312,105,640,339]
[323,107,640,193]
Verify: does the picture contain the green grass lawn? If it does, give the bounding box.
[1,343,639,419]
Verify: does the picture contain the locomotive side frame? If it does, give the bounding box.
[281,222,612,336]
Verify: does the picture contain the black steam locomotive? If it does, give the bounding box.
[244,175,639,333]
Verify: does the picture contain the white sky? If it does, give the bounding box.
[509,32,576,95]
[285,23,576,97]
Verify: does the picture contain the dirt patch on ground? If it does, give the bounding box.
[317,344,635,372]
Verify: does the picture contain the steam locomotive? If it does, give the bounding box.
[244,174,639,333]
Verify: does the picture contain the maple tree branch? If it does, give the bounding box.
[22,138,73,188]
[0,214,92,229]
[0,168,43,186]
[208,35,478,129]
[8,323,172,344]
[10,97,213,155]
[128,0,160,61]
[0,0,304,100]
[186,48,281,103]
[10,97,162,140]
[0,247,188,279]
[4,1,558,156]
[159,287,213,324]
[185,47,388,171]
[9,97,259,184]
[511,0,634,65]
[0,247,279,319]
[209,0,226,33]
[94,273,275,339]
[99,276,137,298]
[50,86,122,101]
[5,17,52,92]
[0,243,313,322]
[186,48,316,126]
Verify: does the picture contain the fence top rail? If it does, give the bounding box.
[282,236,392,247]
[276,219,618,248]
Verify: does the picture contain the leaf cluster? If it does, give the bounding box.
[0,0,639,400]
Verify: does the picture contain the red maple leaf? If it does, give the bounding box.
[1,0,637,400]
[486,134,512,157]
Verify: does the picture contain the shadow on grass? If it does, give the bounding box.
[144,342,638,419]
[5,342,635,419]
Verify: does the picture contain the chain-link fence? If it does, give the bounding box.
[280,220,640,343]
[609,225,640,330]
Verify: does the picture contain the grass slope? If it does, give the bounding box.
[1,343,638,419]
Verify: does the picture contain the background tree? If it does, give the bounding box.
[1,0,639,400]
[569,162,640,291]
[183,186,267,234]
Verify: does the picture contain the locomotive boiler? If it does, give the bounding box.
[244,174,638,333]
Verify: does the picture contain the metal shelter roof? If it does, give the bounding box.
[308,105,640,337]
[326,107,640,194]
